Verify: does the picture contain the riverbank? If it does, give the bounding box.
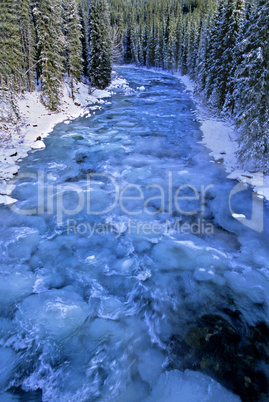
[0,73,130,204]
[173,72,269,201]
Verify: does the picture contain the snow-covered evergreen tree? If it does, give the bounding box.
[19,0,36,92]
[0,0,24,92]
[203,0,227,106]
[174,14,183,71]
[88,0,112,89]
[79,0,90,78]
[64,0,83,99]
[33,0,64,110]
[232,0,269,167]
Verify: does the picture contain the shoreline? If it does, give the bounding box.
[0,73,129,205]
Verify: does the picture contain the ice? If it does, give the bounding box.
[6,227,40,261]
[88,318,126,343]
[224,270,269,325]
[0,270,35,314]
[31,140,46,150]
[152,239,228,272]
[145,370,241,402]
[98,296,124,320]
[0,347,17,389]
[16,287,89,340]
[137,348,165,385]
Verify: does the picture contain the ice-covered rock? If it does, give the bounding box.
[31,140,46,150]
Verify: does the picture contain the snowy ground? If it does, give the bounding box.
[0,73,130,204]
[173,72,269,202]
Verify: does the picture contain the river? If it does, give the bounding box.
[0,67,268,401]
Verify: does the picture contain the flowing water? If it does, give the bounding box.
[0,68,268,401]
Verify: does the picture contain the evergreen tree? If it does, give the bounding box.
[79,0,90,78]
[174,14,183,71]
[33,0,64,110]
[203,0,227,106]
[64,0,83,99]
[195,17,211,94]
[232,0,269,167]
[19,0,36,92]
[0,0,24,92]
[88,0,112,89]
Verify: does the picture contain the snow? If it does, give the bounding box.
[173,71,269,203]
[0,74,130,205]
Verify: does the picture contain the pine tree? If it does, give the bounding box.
[79,0,90,78]
[64,0,83,99]
[0,0,24,92]
[146,22,156,67]
[166,20,176,72]
[203,0,227,106]
[195,17,211,94]
[186,16,200,78]
[88,0,112,89]
[33,0,64,110]
[232,0,269,167]
[174,14,183,71]
[218,0,245,107]
[0,0,24,128]
[19,0,36,92]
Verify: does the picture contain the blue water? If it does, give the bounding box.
[0,68,268,401]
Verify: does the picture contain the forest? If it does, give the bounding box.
[0,0,268,167]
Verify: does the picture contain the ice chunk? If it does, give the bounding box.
[98,296,124,320]
[137,348,165,385]
[16,287,89,340]
[152,239,227,271]
[0,271,35,313]
[145,369,240,402]
[31,140,46,150]
[6,227,40,261]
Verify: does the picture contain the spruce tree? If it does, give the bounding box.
[64,0,83,99]
[88,0,112,89]
[232,0,269,167]
[19,0,36,92]
[33,0,64,110]
[0,0,24,92]
[79,0,90,78]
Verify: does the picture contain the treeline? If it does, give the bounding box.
[0,0,112,112]
[110,0,269,168]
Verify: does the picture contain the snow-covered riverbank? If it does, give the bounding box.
[0,73,129,204]
[173,72,269,202]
